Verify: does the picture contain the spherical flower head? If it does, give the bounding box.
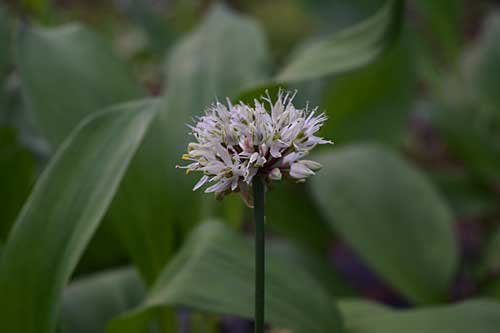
[177,89,332,207]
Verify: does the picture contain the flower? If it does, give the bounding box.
[177,90,332,206]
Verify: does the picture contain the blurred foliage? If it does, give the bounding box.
[60,267,146,333]
[17,23,146,146]
[312,145,457,304]
[1,0,500,333]
[0,100,158,333]
[321,34,416,145]
[0,6,11,114]
[0,128,34,240]
[109,221,344,333]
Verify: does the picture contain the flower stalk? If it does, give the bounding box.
[253,174,265,333]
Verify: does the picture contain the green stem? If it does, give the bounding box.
[253,175,265,333]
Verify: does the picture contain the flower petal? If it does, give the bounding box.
[193,175,209,191]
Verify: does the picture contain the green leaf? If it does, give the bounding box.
[17,23,146,146]
[433,13,500,186]
[338,299,392,320]
[118,0,174,52]
[267,239,355,298]
[0,128,35,240]
[234,0,405,123]
[0,5,9,77]
[16,21,175,284]
[483,281,500,299]
[413,0,463,64]
[321,36,416,144]
[277,0,404,82]
[109,221,344,333]
[266,182,333,253]
[479,228,500,278]
[311,144,458,304]
[340,299,500,333]
[464,13,500,110]
[0,98,158,333]
[424,163,497,219]
[105,114,177,284]
[22,0,52,23]
[60,268,146,333]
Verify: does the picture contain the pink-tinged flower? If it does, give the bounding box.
[177,90,332,206]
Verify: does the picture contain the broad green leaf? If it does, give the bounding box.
[60,268,146,333]
[0,98,158,333]
[321,36,415,144]
[277,0,404,82]
[109,221,344,333]
[340,299,500,333]
[0,128,35,240]
[266,182,333,253]
[311,144,458,304]
[17,23,146,146]
[267,239,355,298]
[16,21,173,285]
[105,114,177,284]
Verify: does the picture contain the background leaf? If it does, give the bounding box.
[267,239,355,298]
[60,267,146,333]
[0,98,158,333]
[0,128,34,240]
[277,0,404,82]
[17,23,146,146]
[16,20,174,285]
[340,299,500,333]
[479,228,500,279]
[466,13,500,111]
[105,114,176,284]
[0,5,10,114]
[311,144,458,304]
[109,221,344,333]
[266,182,333,253]
[412,0,463,64]
[432,12,500,186]
[321,36,415,145]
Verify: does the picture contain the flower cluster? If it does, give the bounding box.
[177,90,332,206]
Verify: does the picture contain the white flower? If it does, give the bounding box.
[177,89,332,206]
